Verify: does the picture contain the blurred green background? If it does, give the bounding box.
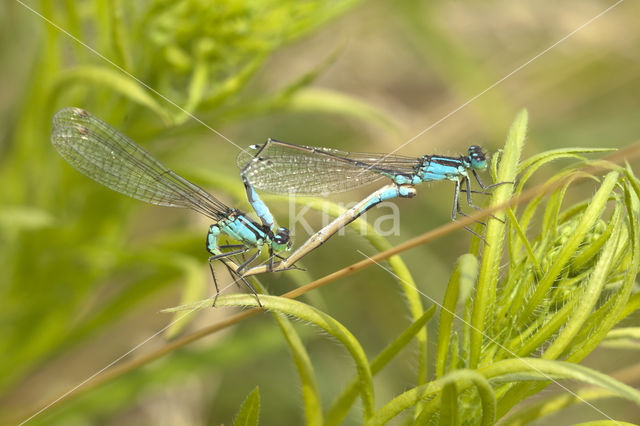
[1,0,639,424]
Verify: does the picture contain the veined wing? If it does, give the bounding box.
[51,107,231,221]
[237,139,421,195]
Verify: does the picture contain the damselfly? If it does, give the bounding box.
[240,182,417,276]
[238,139,507,237]
[51,108,292,306]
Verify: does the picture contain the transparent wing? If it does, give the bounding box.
[237,140,421,195]
[51,107,231,221]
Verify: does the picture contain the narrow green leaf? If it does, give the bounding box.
[287,87,397,131]
[233,386,260,426]
[436,254,478,377]
[439,382,458,426]
[166,294,375,420]
[604,327,640,340]
[542,204,622,359]
[325,306,435,426]
[164,255,208,339]
[51,66,172,123]
[277,44,344,98]
[502,387,618,426]
[370,370,495,426]
[517,148,615,177]
[271,313,323,426]
[201,55,267,110]
[0,206,54,230]
[481,358,640,406]
[174,57,209,124]
[505,208,541,275]
[520,171,619,321]
[566,179,640,362]
[511,298,576,358]
[470,109,526,368]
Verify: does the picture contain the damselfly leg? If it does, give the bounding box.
[452,178,485,239]
[470,170,514,223]
[209,247,263,307]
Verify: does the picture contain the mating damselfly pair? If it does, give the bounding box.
[51,107,505,305]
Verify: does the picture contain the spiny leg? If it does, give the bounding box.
[469,171,509,223]
[268,248,305,272]
[458,177,487,227]
[209,248,248,307]
[223,249,265,307]
[451,178,462,221]
[272,252,306,272]
[462,178,499,227]
[218,243,248,250]
[472,169,514,191]
[234,271,263,308]
[460,188,492,195]
[268,247,274,272]
[209,262,221,308]
[209,248,264,307]
[275,263,306,272]
[237,249,262,275]
[218,249,263,307]
[452,178,486,241]
[220,241,249,263]
[220,239,249,266]
[222,260,264,308]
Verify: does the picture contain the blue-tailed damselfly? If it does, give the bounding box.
[236,139,507,273]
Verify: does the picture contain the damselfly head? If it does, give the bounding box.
[273,226,292,251]
[468,145,487,170]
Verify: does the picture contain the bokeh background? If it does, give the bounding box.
[1,0,639,424]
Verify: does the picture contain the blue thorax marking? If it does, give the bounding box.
[417,156,469,182]
[206,225,221,254]
[378,156,470,185]
[223,213,266,246]
[206,211,268,254]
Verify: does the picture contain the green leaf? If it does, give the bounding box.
[502,387,619,426]
[0,206,54,230]
[271,313,323,426]
[165,294,375,420]
[518,148,616,176]
[439,381,459,426]
[287,87,398,131]
[565,177,640,362]
[51,66,172,123]
[164,255,208,339]
[174,57,209,124]
[601,327,640,349]
[521,171,619,323]
[233,386,260,426]
[436,254,478,378]
[370,369,496,426]
[325,306,436,425]
[469,108,526,368]
[541,200,622,359]
[482,358,640,407]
